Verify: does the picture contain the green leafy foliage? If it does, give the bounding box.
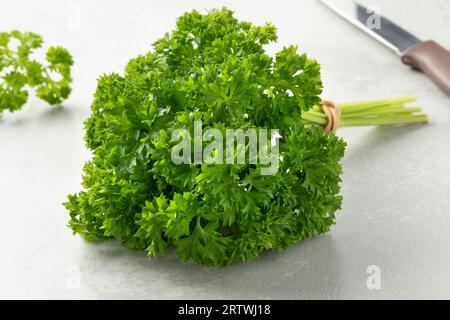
[65,8,346,266]
[0,30,73,113]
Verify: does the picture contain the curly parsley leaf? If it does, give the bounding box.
[0,30,73,113]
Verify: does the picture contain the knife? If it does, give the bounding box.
[320,0,450,96]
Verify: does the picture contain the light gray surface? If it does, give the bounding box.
[1,0,450,300]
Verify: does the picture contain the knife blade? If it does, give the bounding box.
[320,0,450,96]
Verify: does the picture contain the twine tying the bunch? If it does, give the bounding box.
[321,100,341,134]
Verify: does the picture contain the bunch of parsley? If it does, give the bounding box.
[65,8,346,265]
[0,31,73,113]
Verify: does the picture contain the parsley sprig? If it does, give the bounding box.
[303,95,428,128]
[0,30,73,113]
[65,8,344,265]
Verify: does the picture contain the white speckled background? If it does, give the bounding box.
[1,0,449,299]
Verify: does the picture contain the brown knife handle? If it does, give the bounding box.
[401,40,450,96]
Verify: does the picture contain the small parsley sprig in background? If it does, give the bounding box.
[0,30,73,114]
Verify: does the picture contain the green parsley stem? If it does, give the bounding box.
[301,95,428,130]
